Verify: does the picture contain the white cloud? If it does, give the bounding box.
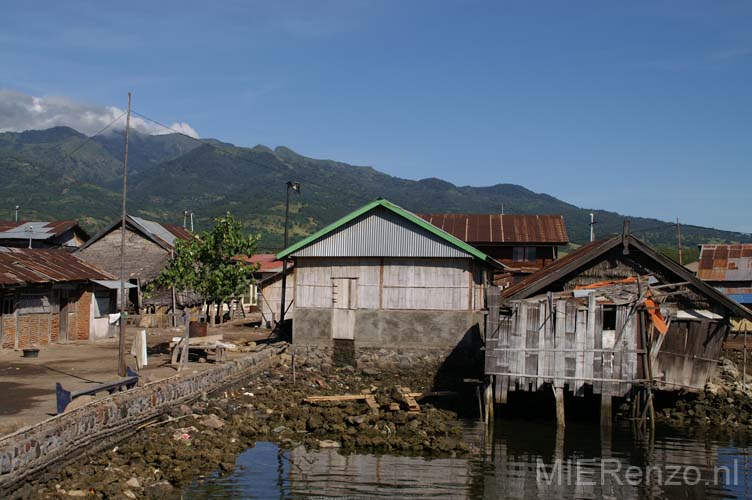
[0,89,199,138]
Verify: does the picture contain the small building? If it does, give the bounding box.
[0,248,124,350]
[0,221,90,249]
[417,214,568,285]
[75,215,193,312]
[697,244,752,307]
[484,233,752,423]
[257,266,294,328]
[277,199,504,371]
[232,253,289,316]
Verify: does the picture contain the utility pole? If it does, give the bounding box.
[589,213,596,242]
[190,212,194,232]
[14,205,19,222]
[279,181,300,334]
[118,92,132,378]
[183,210,188,229]
[676,217,683,265]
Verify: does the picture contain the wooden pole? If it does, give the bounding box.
[117,92,132,378]
[553,385,565,429]
[601,395,612,428]
[676,217,683,265]
[744,330,747,386]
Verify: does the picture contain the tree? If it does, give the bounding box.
[158,213,259,324]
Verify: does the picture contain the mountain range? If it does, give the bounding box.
[1,126,749,256]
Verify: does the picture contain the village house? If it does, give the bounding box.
[75,215,194,314]
[696,244,752,307]
[0,247,123,350]
[276,198,504,371]
[232,254,291,322]
[416,213,568,286]
[0,221,90,250]
[484,232,752,425]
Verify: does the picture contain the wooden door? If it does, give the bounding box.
[331,278,356,340]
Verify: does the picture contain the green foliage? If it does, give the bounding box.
[158,213,260,306]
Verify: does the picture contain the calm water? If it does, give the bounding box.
[185,420,752,499]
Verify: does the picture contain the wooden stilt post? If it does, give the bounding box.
[601,394,612,427]
[484,381,494,428]
[553,385,565,429]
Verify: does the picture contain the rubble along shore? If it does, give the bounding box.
[23,359,471,499]
[654,357,752,433]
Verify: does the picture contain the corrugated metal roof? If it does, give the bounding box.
[500,234,752,320]
[0,220,84,241]
[697,244,752,282]
[0,247,113,286]
[278,198,504,268]
[291,206,475,259]
[417,214,569,245]
[233,253,286,273]
[79,215,192,253]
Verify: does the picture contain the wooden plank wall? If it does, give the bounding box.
[295,257,482,311]
[485,296,642,397]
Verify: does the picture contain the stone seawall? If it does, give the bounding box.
[0,343,286,496]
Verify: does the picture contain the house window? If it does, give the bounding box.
[17,293,51,315]
[603,305,617,331]
[1,296,14,315]
[512,247,537,262]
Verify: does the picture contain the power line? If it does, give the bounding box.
[61,111,127,161]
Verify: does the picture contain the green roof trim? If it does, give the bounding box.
[276,198,504,268]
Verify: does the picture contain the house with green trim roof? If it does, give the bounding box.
[275,198,504,372]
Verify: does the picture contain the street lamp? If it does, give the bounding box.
[279,181,300,335]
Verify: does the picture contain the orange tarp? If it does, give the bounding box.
[575,277,638,290]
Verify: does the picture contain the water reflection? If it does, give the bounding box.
[186,421,752,499]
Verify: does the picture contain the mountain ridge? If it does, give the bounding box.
[0,126,748,254]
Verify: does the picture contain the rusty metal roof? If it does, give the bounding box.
[500,235,752,320]
[0,220,88,241]
[697,244,752,282]
[416,214,569,245]
[0,247,113,286]
[233,253,286,273]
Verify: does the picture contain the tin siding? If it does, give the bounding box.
[291,207,471,259]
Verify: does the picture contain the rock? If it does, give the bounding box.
[280,353,292,364]
[200,414,225,429]
[145,480,174,497]
[126,477,141,489]
[362,367,380,376]
[272,425,287,433]
[123,490,137,499]
[65,395,96,412]
[318,440,341,448]
[66,490,88,497]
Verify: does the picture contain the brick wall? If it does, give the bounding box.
[16,315,51,348]
[1,317,15,349]
[0,344,285,495]
[49,313,59,344]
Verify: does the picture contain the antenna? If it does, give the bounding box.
[589,213,596,242]
[183,210,188,229]
[26,225,33,249]
[14,205,19,222]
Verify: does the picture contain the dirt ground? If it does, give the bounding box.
[0,319,276,436]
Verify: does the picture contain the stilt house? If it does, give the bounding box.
[485,233,752,407]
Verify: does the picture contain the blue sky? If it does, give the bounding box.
[1,1,750,232]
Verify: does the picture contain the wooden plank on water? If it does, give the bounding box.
[537,301,546,389]
[555,299,567,388]
[585,294,595,390]
[575,308,586,396]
